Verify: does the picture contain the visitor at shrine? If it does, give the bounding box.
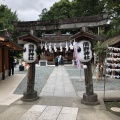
[55,56,58,66]
[10,56,15,75]
[60,56,64,65]
[58,55,61,65]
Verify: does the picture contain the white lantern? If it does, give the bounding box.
[23,43,37,63]
[77,40,92,62]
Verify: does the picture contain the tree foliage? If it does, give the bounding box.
[104,0,120,18]
[39,0,72,20]
[39,0,105,20]
[72,0,105,17]
[39,0,119,37]
[0,4,18,31]
[104,0,120,38]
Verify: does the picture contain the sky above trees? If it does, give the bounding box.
[0,0,62,21]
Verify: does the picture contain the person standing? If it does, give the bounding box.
[60,56,64,65]
[55,56,58,66]
[10,56,15,75]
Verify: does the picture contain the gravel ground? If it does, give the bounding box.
[13,65,120,95]
[14,66,55,94]
[65,66,120,92]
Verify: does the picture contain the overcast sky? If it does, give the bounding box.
[0,0,62,21]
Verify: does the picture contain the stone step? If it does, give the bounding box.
[19,105,78,120]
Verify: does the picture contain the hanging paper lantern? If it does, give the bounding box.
[77,40,92,62]
[23,43,37,63]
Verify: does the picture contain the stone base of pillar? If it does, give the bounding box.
[81,93,100,105]
[21,90,39,101]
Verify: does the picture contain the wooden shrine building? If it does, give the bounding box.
[102,35,120,48]
[37,29,96,64]
[0,29,23,80]
[39,30,72,64]
[17,29,97,65]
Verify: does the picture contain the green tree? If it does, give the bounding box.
[104,0,120,37]
[39,8,48,20]
[39,0,105,20]
[93,41,107,81]
[39,0,72,20]
[72,0,104,17]
[39,0,119,38]
[0,4,18,31]
[104,0,120,19]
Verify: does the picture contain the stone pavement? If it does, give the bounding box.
[40,66,77,97]
[0,65,120,120]
[0,74,25,105]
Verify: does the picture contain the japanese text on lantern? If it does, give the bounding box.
[83,42,90,60]
[28,44,34,60]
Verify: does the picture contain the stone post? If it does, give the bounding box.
[21,62,39,101]
[81,61,99,105]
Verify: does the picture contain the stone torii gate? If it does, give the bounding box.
[13,14,108,64]
[15,13,103,102]
[13,14,108,32]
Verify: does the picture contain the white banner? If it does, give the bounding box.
[74,46,81,69]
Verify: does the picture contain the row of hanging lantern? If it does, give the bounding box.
[40,40,75,53]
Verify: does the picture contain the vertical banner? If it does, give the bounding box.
[74,46,81,69]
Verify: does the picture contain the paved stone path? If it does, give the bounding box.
[40,66,77,97]
[0,65,120,120]
[20,105,78,120]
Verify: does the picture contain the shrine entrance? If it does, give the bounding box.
[15,14,108,65]
[39,44,74,65]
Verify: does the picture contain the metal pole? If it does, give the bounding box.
[103,51,107,100]
[103,72,106,100]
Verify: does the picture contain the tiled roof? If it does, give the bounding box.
[102,35,120,47]
[18,33,42,43]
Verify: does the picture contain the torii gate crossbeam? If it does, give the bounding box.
[13,14,108,32]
